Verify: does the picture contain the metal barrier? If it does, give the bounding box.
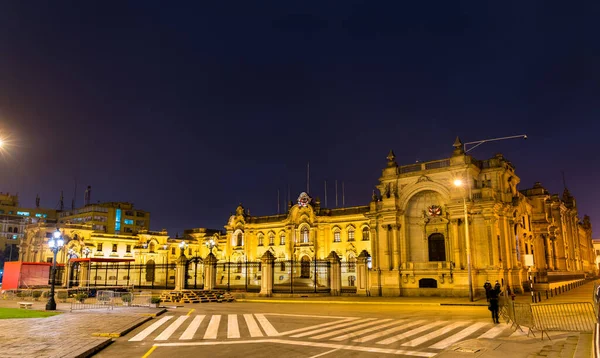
[531,302,596,337]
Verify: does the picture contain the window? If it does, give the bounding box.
[348,256,356,272]
[362,227,370,241]
[112,244,117,252]
[124,219,134,225]
[136,212,145,217]
[125,210,134,216]
[97,243,103,251]
[269,233,275,246]
[280,234,285,245]
[334,230,341,243]
[16,211,30,216]
[258,234,264,246]
[115,209,122,232]
[149,242,155,253]
[126,245,131,253]
[171,247,175,255]
[188,248,192,255]
[236,232,243,246]
[280,261,286,271]
[348,228,355,242]
[301,227,309,243]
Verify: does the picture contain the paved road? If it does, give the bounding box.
[95,302,519,358]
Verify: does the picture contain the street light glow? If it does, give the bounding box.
[453,179,463,187]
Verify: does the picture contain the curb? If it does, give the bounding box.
[237,299,489,306]
[74,337,113,358]
[91,309,166,338]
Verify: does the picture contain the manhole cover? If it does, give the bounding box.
[453,347,481,353]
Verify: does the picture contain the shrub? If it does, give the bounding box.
[32,291,42,299]
[121,295,133,303]
[74,293,87,303]
[150,296,161,304]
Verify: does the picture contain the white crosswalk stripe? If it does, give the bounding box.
[127,313,513,352]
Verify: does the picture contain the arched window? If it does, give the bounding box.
[258,234,264,246]
[269,233,275,246]
[301,227,309,244]
[333,230,341,243]
[428,233,446,262]
[347,228,355,242]
[236,232,243,247]
[280,234,285,245]
[348,255,356,272]
[362,227,370,241]
[149,242,155,253]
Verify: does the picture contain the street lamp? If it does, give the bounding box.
[179,240,188,256]
[205,238,217,255]
[454,178,473,302]
[46,229,65,310]
[82,247,91,258]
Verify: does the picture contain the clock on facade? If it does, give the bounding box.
[427,205,442,217]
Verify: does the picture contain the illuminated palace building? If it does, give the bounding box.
[201,138,594,297]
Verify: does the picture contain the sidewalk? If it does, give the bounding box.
[0,300,164,358]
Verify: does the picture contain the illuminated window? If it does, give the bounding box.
[348,228,355,242]
[17,211,30,216]
[362,227,370,241]
[98,243,103,251]
[35,213,48,218]
[334,230,341,243]
[269,233,275,246]
[124,219,134,225]
[236,232,243,246]
[280,234,285,245]
[115,209,122,232]
[112,244,118,252]
[301,227,309,243]
[258,234,264,246]
[126,245,131,253]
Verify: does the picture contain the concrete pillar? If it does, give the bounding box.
[204,253,217,291]
[328,251,342,296]
[174,252,188,291]
[259,250,275,297]
[357,250,371,296]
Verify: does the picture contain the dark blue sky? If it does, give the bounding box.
[0,1,598,237]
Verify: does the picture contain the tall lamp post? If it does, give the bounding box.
[455,133,528,302]
[82,247,91,258]
[179,240,188,256]
[46,229,64,310]
[454,178,473,302]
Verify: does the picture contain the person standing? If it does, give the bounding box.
[483,281,492,301]
[488,283,501,323]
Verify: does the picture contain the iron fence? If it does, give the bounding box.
[214,261,262,292]
[341,261,357,294]
[272,259,330,294]
[83,262,177,289]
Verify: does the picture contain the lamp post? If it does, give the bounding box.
[454,179,473,302]
[179,240,188,256]
[82,247,91,258]
[205,238,216,255]
[46,229,65,310]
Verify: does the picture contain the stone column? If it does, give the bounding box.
[357,250,371,296]
[174,252,188,291]
[259,250,275,297]
[451,220,461,268]
[391,225,400,270]
[399,217,408,265]
[328,251,342,296]
[204,253,217,291]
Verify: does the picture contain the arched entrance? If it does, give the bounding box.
[428,233,446,261]
[145,260,156,282]
[300,256,311,278]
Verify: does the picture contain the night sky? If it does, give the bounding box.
[0,2,598,237]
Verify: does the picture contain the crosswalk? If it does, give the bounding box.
[128,313,514,351]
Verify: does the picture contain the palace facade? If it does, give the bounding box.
[197,138,595,297]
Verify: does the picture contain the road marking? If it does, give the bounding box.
[308,348,342,357]
[141,345,157,358]
[228,314,240,339]
[353,320,427,343]
[331,319,407,341]
[244,314,263,337]
[204,315,221,339]
[155,316,189,341]
[311,318,393,340]
[376,321,446,345]
[401,321,468,347]
[153,339,437,357]
[263,313,355,320]
[430,322,489,349]
[180,315,205,340]
[279,317,358,336]
[477,323,507,339]
[186,309,195,316]
[254,314,279,336]
[292,318,377,338]
[129,316,173,342]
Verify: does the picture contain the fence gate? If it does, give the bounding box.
[185,257,204,289]
[273,259,330,294]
